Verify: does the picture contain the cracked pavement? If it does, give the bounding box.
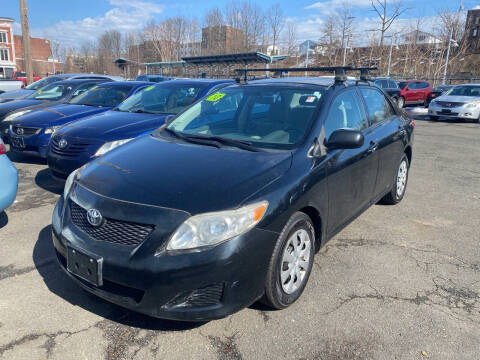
[0,115,479,359]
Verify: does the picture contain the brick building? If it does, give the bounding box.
[14,35,61,75]
[466,9,480,53]
[201,25,245,54]
[0,17,16,79]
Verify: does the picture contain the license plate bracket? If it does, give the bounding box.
[67,246,103,286]
[11,135,25,149]
[440,109,452,114]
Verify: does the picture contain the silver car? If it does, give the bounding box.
[428,84,480,122]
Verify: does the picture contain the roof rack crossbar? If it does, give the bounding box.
[234,66,377,85]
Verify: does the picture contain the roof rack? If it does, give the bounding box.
[234,66,377,85]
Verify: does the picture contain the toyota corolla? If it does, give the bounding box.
[52,72,414,321]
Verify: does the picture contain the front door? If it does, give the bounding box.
[323,89,379,236]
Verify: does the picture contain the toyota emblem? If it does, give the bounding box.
[58,138,68,149]
[16,128,24,135]
[87,209,103,227]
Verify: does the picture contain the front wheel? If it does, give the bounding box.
[396,96,405,109]
[262,212,315,309]
[380,154,409,205]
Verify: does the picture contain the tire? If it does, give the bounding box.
[381,154,409,205]
[262,212,315,310]
[424,99,429,108]
[430,115,439,121]
[397,96,405,109]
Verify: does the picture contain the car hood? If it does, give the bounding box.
[435,95,480,103]
[12,104,108,128]
[0,89,34,102]
[57,110,168,141]
[76,134,292,214]
[0,99,48,119]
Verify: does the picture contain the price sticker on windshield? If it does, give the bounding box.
[144,86,155,91]
[37,90,42,94]
[206,93,225,102]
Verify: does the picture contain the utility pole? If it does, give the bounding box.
[20,0,33,85]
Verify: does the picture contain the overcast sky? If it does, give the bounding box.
[2,0,476,46]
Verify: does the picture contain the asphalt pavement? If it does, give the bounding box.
[0,112,479,359]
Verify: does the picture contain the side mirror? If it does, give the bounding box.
[325,129,364,150]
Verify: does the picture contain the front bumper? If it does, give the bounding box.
[428,104,480,120]
[51,188,277,321]
[7,128,51,158]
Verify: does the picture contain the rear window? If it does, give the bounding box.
[398,81,408,89]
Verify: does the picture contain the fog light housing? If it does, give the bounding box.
[163,283,224,309]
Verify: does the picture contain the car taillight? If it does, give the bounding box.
[0,144,6,155]
[428,93,435,98]
[412,119,415,128]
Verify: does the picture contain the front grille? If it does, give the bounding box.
[11,125,40,136]
[50,136,92,157]
[436,101,464,108]
[70,201,154,246]
[164,283,224,309]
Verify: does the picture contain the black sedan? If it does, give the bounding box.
[0,79,108,139]
[373,77,403,108]
[52,74,414,321]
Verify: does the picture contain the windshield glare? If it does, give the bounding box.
[163,86,324,148]
[117,83,206,114]
[445,86,480,97]
[27,83,73,101]
[69,85,132,107]
[25,76,65,90]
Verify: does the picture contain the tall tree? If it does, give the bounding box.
[267,3,285,55]
[371,0,408,49]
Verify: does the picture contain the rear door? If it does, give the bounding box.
[359,87,405,198]
[323,88,379,236]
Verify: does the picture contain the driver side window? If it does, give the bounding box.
[324,90,367,140]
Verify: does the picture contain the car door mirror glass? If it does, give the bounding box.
[325,129,364,150]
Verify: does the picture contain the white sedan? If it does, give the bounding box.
[428,84,480,123]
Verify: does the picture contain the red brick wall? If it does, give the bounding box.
[14,35,52,61]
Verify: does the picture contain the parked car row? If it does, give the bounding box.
[1,69,414,321]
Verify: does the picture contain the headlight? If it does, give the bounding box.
[94,138,133,157]
[63,169,78,200]
[466,101,480,108]
[164,201,269,252]
[45,125,61,134]
[4,110,31,122]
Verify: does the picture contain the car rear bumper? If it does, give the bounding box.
[51,194,277,321]
[0,155,18,211]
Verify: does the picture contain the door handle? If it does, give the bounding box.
[367,141,378,154]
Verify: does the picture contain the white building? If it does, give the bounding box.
[399,31,441,46]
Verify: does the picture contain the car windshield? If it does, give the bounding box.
[117,82,207,114]
[25,76,66,90]
[445,86,480,97]
[160,85,324,149]
[26,83,74,101]
[398,81,408,89]
[69,85,133,107]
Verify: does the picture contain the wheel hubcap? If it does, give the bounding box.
[281,229,311,294]
[396,160,408,198]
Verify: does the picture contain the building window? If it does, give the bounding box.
[473,28,478,38]
[0,32,7,43]
[0,49,9,61]
[476,17,480,25]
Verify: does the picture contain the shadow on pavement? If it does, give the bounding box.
[6,151,47,165]
[35,168,64,195]
[0,211,8,229]
[33,225,204,331]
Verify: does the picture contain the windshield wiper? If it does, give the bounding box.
[130,109,153,114]
[162,128,220,149]
[185,135,262,152]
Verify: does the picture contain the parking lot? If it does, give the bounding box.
[0,114,479,359]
